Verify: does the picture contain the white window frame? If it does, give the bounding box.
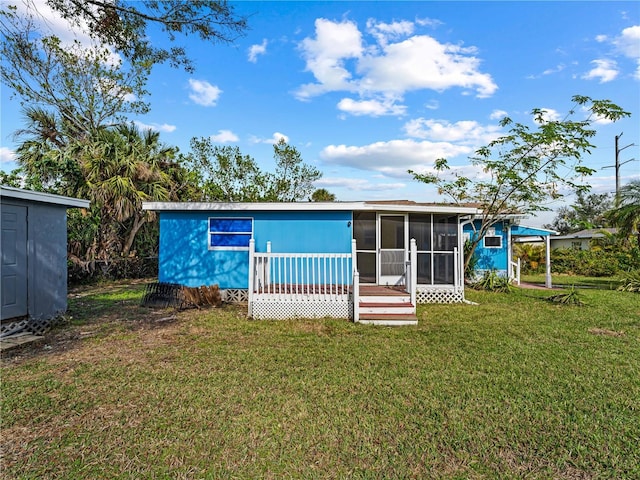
[483,235,502,249]
[208,217,253,251]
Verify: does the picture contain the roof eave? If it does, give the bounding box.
[142,201,480,215]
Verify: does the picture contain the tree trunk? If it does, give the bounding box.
[122,215,146,257]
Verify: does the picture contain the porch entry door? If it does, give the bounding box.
[378,214,407,286]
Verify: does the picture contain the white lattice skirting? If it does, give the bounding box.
[416,287,465,304]
[251,300,352,320]
[221,289,248,303]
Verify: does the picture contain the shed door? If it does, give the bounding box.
[1,204,28,320]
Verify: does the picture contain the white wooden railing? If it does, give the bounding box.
[249,240,354,306]
[509,258,521,285]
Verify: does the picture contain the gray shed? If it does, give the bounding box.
[1,186,89,325]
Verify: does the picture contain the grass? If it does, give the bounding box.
[1,282,639,479]
[521,273,625,290]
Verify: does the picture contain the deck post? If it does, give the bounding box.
[544,235,552,288]
[266,241,271,288]
[248,238,255,317]
[351,239,357,274]
[353,269,360,322]
[410,238,417,307]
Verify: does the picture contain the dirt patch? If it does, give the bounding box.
[588,328,625,337]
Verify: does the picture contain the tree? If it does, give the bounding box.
[1,1,247,73]
[73,124,185,259]
[185,137,323,202]
[410,95,630,272]
[606,180,640,248]
[1,9,150,137]
[545,192,613,235]
[311,188,337,202]
[269,139,322,202]
[185,139,272,202]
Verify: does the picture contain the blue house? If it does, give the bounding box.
[463,218,556,287]
[142,201,555,322]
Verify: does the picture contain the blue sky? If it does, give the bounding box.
[1,1,639,226]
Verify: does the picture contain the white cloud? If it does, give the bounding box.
[595,34,608,43]
[210,129,239,143]
[251,132,290,144]
[337,97,406,116]
[296,18,497,110]
[0,147,16,163]
[248,39,268,63]
[296,18,363,99]
[614,25,640,80]
[366,19,414,46]
[315,177,406,192]
[542,64,565,75]
[320,139,471,177]
[489,109,508,120]
[403,118,502,145]
[582,59,619,83]
[133,121,176,133]
[188,79,222,106]
[614,25,640,59]
[425,100,439,110]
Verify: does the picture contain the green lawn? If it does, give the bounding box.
[2,284,639,479]
[521,273,624,290]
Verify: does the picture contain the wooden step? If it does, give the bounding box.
[357,313,418,325]
[359,302,415,315]
[359,295,412,304]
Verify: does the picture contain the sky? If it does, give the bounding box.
[1,1,639,227]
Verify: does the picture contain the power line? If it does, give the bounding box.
[602,132,637,203]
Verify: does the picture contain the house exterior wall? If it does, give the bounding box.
[464,220,509,274]
[551,238,589,250]
[1,197,69,321]
[159,210,353,288]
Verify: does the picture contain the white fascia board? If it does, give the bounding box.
[142,201,480,215]
[1,185,90,208]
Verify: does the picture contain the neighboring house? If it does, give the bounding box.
[143,200,482,324]
[1,186,90,330]
[546,228,617,250]
[465,219,557,287]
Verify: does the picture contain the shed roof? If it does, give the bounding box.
[142,200,480,215]
[1,185,90,208]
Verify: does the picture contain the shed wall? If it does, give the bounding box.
[1,198,69,320]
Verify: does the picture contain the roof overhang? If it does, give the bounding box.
[142,201,481,215]
[1,185,90,208]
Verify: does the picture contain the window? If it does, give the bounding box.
[208,217,253,250]
[484,235,502,248]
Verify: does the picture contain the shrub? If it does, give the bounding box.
[618,270,640,293]
[472,270,514,293]
[546,286,585,306]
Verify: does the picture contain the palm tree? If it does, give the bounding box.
[75,124,181,258]
[607,180,640,248]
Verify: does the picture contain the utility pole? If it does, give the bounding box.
[604,132,636,204]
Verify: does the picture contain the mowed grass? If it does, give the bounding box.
[1,284,639,479]
[521,273,624,290]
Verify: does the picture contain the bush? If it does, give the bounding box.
[551,247,639,277]
[472,270,514,293]
[618,270,640,293]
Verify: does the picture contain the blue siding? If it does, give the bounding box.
[464,221,509,272]
[159,210,352,288]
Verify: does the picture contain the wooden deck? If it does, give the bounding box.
[254,284,410,296]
